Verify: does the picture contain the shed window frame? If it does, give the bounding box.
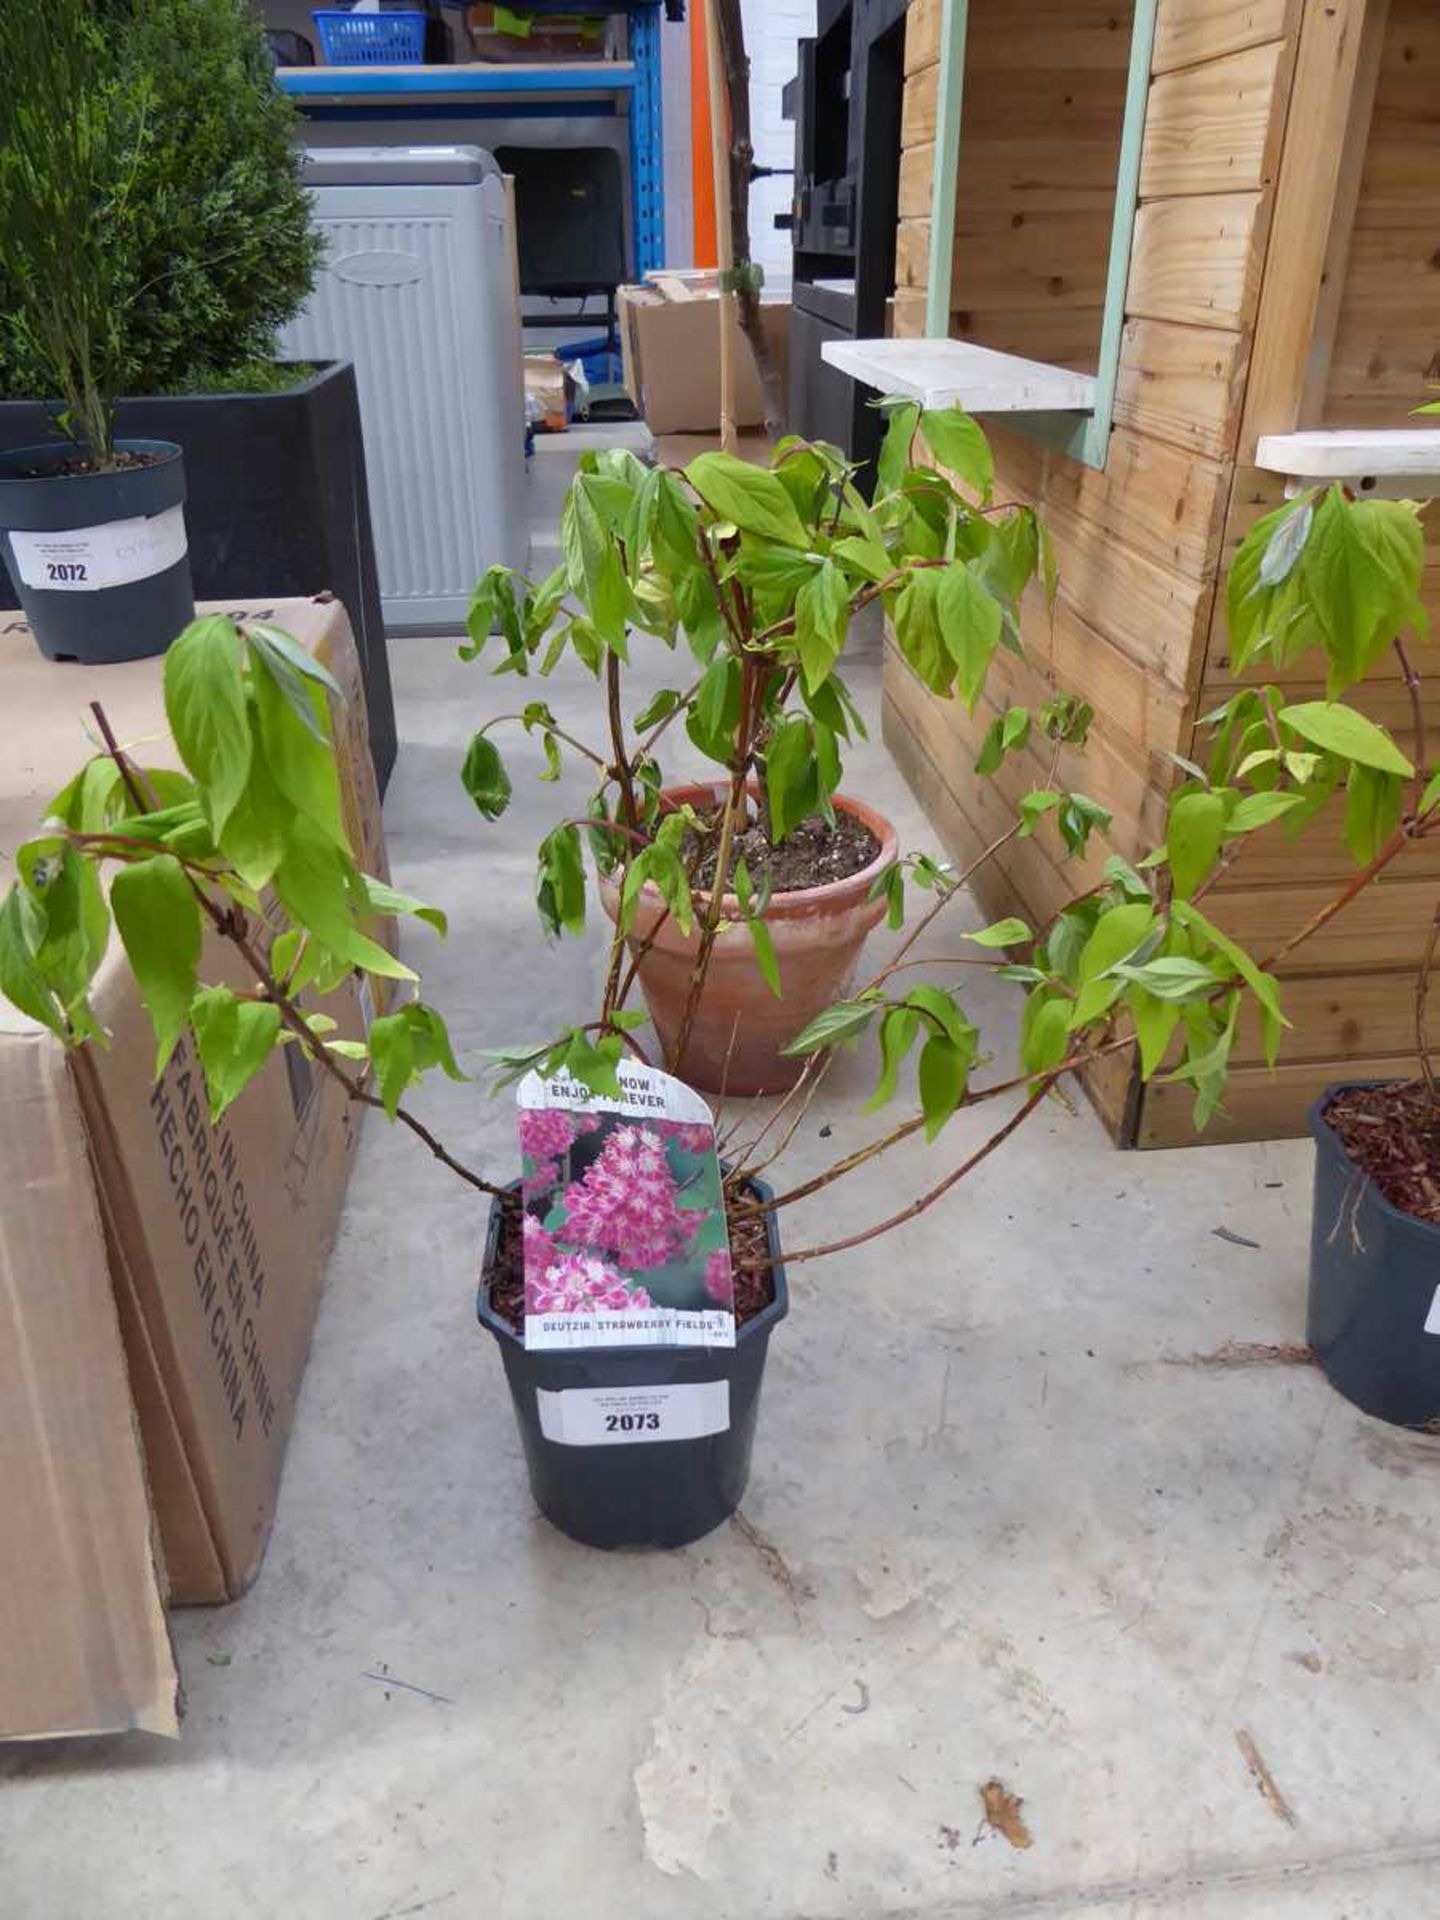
[827,0,1159,472]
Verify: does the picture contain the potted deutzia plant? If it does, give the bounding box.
[4,418,1438,1558]
[0,0,195,664]
[1218,475,1440,1428]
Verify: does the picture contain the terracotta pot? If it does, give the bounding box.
[600,782,898,1096]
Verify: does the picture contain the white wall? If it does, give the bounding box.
[741,0,812,288]
[659,0,811,280]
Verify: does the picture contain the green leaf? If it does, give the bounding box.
[685,452,809,549]
[1256,499,1314,588]
[1420,767,1440,819]
[0,885,63,1035]
[366,1010,416,1119]
[964,916,1031,949]
[1058,792,1111,858]
[110,854,203,1074]
[15,840,109,1026]
[918,1035,971,1141]
[215,738,290,892]
[1170,898,1288,1063]
[49,757,126,834]
[876,400,920,495]
[976,706,1031,777]
[686,655,742,761]
[903,983,973,1048]
[634,687,682,732]
[1077,902,1156,983]
[794,559,851,693]
[781,998,877,1055]
[1018,788,1060,835]
[1127,986,1181,1079]
[1068,972,1125,1031]
[273,818,417,982]
[535,824,587,938]
[1279,700,1413,777]
[361,876,448,938]
[1020,992,1070,1078]
[1113,955,1219,1003]
[163,616,251,836]
[190,987,283,1121]
[748,917,782,997]
[562,479,631,643]
[831,534,893,584]
[1302,487,1424,691]
[654,471,702,577]
[247,623,343,728]
[1167,790,1226,899]
[1343,763,1404,866]
[866,1005,918,1111]
[461,732,513,820]
[561,1030,624,1098]
[918,407,994,501]
[249,659,348,853]
[937,562,1003,710]
[1226,790,1306,833]
[893,567,949,695]
[766,716,818,844]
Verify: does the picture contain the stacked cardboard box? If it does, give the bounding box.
[0,596,386,1739]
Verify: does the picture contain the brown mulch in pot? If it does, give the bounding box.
[487,1189,776,1336]
[1324,1081,1440,1226]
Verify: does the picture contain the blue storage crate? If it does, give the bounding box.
[311,8,427,63]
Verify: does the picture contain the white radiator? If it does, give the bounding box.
[281,147,529,633]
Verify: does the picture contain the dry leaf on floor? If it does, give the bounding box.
[977,1777,1033,1849]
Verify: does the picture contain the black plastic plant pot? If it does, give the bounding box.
[1307,1082,1440,1429]
[0,440,194,664]
[477,1180,789,1549]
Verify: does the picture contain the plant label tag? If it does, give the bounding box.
[1424,1285,1440,1336]
[536,1380,730,1447]
[516,1061,736,1353]
[9,504,187,593]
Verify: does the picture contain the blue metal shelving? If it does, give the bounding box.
[276,6,667,276]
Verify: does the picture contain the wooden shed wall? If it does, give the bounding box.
[887,0,1440,1136]
[1179,0,1440,1144]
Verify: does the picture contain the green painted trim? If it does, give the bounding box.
[918,0,1156,472]
[1079,0,1158,468]
[924,0,969,338]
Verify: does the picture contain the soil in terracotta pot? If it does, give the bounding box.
[1324,1082,1440,1225]
[489,1191,776,1334]
[686,806,880,893]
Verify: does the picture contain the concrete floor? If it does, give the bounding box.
[8,584,1440,1916]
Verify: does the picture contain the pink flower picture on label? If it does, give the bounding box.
[516,1063,734,1351]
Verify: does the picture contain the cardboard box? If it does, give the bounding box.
[0,596,386,1739]
[618,279,791,435]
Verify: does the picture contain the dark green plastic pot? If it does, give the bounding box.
[0,439,194,663]
[477,1179,788,1549]
[1308,1082,1440,1429]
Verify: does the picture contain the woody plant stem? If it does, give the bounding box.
[90,703,507,1203]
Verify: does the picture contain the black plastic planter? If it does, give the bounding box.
[477,1182,789,1549]
[0,365,395,790]
[0,440,194,665]
[1308,1082,1440,1429]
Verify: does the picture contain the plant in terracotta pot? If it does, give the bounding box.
[457,407,1051,1094]
[0,0,195,663]
[5,435,1440,1556]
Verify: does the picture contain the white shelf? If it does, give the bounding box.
[1257,429,1440,486]
[820,338,1097,414]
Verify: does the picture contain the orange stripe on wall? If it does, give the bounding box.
[690,0,718,267]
